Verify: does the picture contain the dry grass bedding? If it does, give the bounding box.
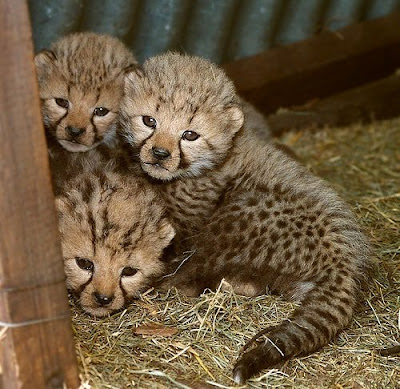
[72,117,400,388]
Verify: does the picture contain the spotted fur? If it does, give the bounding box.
[119,52,371,382]
[34,32,139,194]
[56,167,174,317]
[35,32,137,153]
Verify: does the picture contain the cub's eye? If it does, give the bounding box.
[94,107,109,116]
[142,116,157,128]
[182,130,199,141]
[55,98,69,109]
[75,257,94,271]
[121,267,138,277]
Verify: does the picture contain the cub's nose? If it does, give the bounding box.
[152,146,170,160]
[66,126,85,137]
[93,292,114,306]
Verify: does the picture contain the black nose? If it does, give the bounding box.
[152,146,170,160]
[66,126,85,137]
[93,292,114,306]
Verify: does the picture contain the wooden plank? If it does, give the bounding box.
[0,1,79,388]
[223,12,400,115]
[266,74,400,135]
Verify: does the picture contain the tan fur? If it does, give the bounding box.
[121,54,244,180]
[119,52,371,382]
[35,32,137,152]
[240,98,271,141]
[56,166,174,317]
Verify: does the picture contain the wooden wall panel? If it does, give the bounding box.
[223,12,400,118]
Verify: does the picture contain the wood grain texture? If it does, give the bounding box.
[223,12,400,116]
[0,1,79,388]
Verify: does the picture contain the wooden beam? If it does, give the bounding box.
[0,1,79,388]
[223,12,400,115]
[266,74,400,135]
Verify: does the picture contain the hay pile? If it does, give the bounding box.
[72,118,400,388]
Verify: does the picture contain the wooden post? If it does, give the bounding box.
[0,1,80,388]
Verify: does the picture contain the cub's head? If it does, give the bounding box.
[56,171,174,316]
[120,52,244,181]
[35,32,137,152]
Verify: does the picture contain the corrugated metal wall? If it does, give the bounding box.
[28,0,400,64]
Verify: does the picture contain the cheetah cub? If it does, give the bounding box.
[35,32,137,153]
[56,167,174,317]
[35,33,138,192]
[120,53,371,383]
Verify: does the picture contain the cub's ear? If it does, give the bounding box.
[34,50,56,70]
[124,63,143,76]
[226,104,244,134]
[159,219,176,247]
[55,197,71,218]
[34,50,56,80]
[124,64,145,95]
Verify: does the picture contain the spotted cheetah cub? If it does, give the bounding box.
[35,32,137,153]
[56,167,174,317]
[120,53,371,382]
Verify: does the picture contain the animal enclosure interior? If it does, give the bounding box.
[1,2,399,388]
[71,117,400,388]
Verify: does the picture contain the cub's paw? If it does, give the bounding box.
[233,341,284,384]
